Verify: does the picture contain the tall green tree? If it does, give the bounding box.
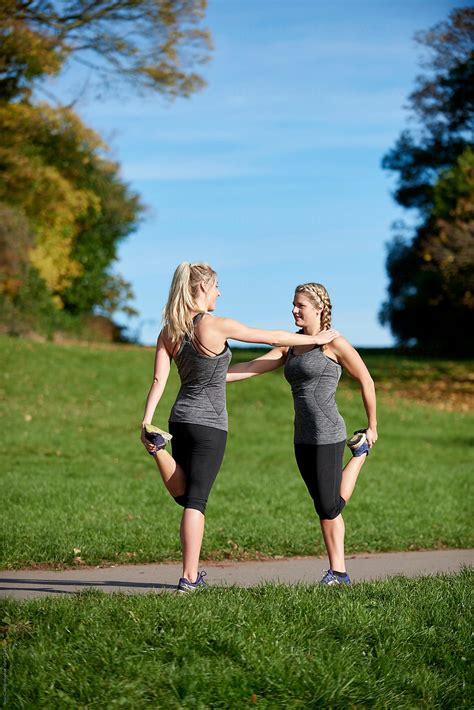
[380,7,474,354]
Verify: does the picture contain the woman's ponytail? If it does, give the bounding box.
[163,262,216,343]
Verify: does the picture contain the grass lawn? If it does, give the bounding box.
[1,570,472,708]
[1,336,473,568]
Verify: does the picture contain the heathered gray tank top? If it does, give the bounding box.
[169,314,232,431]
[284,346,346,445]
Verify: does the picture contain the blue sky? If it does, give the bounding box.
[49,0,458,346]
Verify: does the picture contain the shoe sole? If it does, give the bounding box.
[177,585,207,593]
[143,424,172,441]
[347,431,369,456]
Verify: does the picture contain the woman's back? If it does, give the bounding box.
[169,314,232,431]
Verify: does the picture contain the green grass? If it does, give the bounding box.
[1,570,472,708]
[1,336,473,568]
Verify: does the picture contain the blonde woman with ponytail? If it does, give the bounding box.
[227,282,378,586]
[141,264,340,593]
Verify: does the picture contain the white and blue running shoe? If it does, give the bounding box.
[347,429,370,457]
[320,569,351,586]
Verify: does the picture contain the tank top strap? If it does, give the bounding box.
[192,312,206,325]
[190,312,224,357]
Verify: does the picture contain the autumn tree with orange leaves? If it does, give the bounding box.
[0,0,212,336]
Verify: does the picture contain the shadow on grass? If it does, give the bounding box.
[0,578,175,594]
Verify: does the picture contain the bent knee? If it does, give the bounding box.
[316,495,346,520]
[185,500,207,515]
[174,497,207,514]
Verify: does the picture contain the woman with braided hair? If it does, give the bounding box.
[227,282,378,585]
[140,266,340,593]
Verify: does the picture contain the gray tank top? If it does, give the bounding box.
[169,314,232,431]
[284,346,346,445]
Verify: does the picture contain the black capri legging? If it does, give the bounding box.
[169,421,227,514]
[294,439,346,520]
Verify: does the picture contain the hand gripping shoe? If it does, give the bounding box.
[143,423,172,455]
[346,428,370,457]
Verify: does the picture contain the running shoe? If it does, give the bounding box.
[347,428,370,457]
[143,423,172,455]
[177,571,208,594]
[320,569,351,586]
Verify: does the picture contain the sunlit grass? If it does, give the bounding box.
[1,570,472,708]
[1,336,473,568]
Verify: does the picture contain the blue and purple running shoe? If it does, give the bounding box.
[177,571,208,594]
[143,423,172,455]
[320,569,351,586]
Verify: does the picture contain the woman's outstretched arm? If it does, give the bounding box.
[330,337,378,448]
[215,317,340,347]
[226,347,287,383]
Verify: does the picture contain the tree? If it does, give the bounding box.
[0,0,212,101]
[61,158,142,316]
[380,7,474,354]
[382,7,473,214]
[0,203,34,296]
[1,1,212,333]
[380,149,474,354]
[0,100,142,312]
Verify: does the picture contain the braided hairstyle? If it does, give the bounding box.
[294,282,332,331]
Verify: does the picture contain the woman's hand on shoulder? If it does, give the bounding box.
[314,328,340,345]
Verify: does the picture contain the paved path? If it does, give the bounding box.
[1,549,472,600]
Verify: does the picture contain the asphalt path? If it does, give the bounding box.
[1,549,472,600]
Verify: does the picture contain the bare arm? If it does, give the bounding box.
[330,337,378,448]
[216,317,340,347]
[226,347,287,382]
[141,331,172,426]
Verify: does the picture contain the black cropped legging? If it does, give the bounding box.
[169,421,227,514]
[294,440,346,520]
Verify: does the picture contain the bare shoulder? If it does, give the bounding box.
[207,315,239,334]
[210,315,232,326]
[159,328,177,357]
[329,335,354,353]
[323,336,354,364]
